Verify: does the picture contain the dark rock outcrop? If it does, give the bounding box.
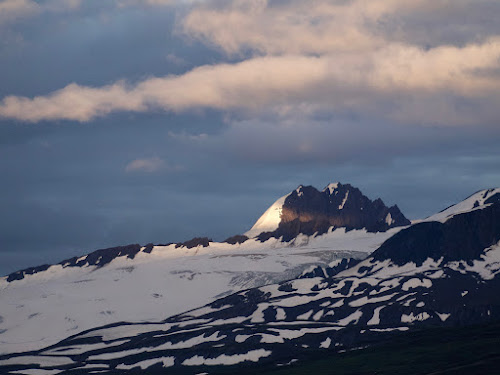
[142,243,155,254]
[175,237,212,249]
[60,244,142,268]
[6,244,143,282]
[262,183,410,241]
[6,264,51,282]
[373,202,500,266]
[224,235,249,245]
[299,258,362,279]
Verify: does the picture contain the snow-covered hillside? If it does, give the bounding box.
[0,227,398,355]
[1,190,498,374]
[0,184,497,363]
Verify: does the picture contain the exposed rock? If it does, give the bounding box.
[142,243,155,254]
[373,202,500,266]
[262,183,410,241]
[6,244,143,282]
[6,264,51,282]
[175,237,212,249]
[60,244,142,268]
[224,234,249,245]
[299,258,362,279]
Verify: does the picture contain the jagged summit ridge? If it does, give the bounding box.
[253,182,410,241]
[245,182,346,238]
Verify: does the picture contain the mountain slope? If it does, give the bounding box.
[245,194,289,238]
[423,187,500,223]
[0,183,407,355]
[0,231,392,355]
[0,190,497,374]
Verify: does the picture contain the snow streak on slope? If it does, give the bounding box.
[0,228,399,355]
[245,193,289,238]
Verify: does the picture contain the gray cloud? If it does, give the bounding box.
[1,40,500,124]
[1,0,500,126]
[0,0,39,24]
[181,0,500,54]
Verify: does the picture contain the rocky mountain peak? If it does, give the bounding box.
[256,182,410,241]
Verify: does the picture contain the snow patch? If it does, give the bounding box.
[401,312,430,323]
[312,310,324,321]
[447,241,500,280]
[11,370,63,375]
[245,194,289,237]
[337,310,362,326]
[320,337,332,349]
[116,357,175,370]
[349,293,397,307]
[275,308,286,320]
[367,306,385,326]
[324,183,339,195]
[0,356,72,367]
[402,278,432,291]
[436,312,451,322]
[424,188,500,223]
[339,191,349,210]
[385,213,394,226]
[297,310,314,320]
[369,327,409,332]
[182,349,272,366]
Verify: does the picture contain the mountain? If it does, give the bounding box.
[0,188,498,374]
[247,183,410,241]
[0,183,406,355]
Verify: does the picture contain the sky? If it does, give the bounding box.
[0,0,499,275]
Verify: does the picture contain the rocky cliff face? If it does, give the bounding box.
[259,183,410,241]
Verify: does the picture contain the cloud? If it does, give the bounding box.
[0,0,39,23]
[215,114,500,166]
[0,0,177,27]
[181,0,495,55]
[168,131,208,141]
[1,38,499,125]
[0,0,499,128]
[125,157,183,173]
[125,157,166,173]
[166,53,187,66]
[0,0,84,22]
[181,0,381,55]
[116,0,173,7]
